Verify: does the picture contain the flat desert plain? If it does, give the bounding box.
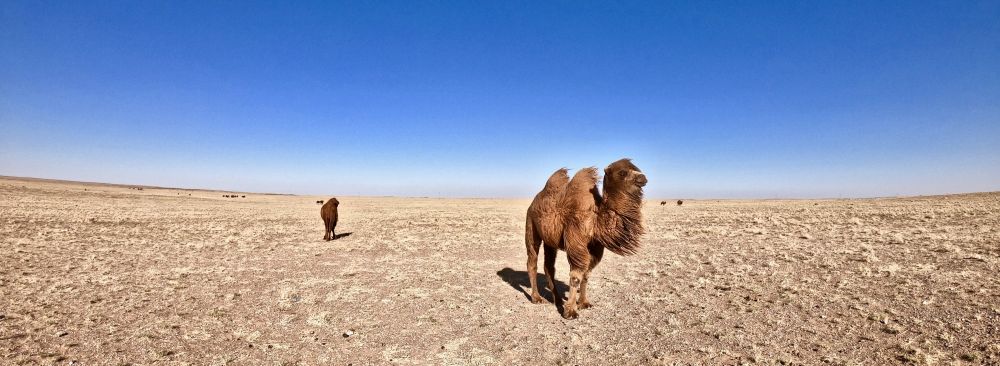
[1,176,998,365]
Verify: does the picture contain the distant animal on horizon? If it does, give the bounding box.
[660,201,666,206]
[677,200,683,206]
[316,200,324,204]
[241,195,245,198]
[525,158,647,319]
[320,198,340,241]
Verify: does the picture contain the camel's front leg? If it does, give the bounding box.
[577,271,592,309]
[563,267,585,319]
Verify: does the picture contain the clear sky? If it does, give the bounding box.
[2,1,998,198]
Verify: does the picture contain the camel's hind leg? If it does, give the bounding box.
[578,244,605,309]
[323,218,332,241]
[525,220,545,303]
[543,244,558,304]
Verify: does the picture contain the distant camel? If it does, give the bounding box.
[677,200,683,206]
[525,158,647,319]
[321,198,340,241]
[660,201,666,206]
[316,200,324,204]
[241,195,245,198]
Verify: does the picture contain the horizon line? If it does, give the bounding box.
[2,174,997,201]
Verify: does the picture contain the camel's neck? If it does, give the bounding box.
[602,190,641,217]
[595,189,644,256]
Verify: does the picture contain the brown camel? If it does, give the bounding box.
[525,158,647,319]
[320,198,340,241]
[660,200,667,206]
[677,199,683,206]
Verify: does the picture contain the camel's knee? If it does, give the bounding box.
[568,269,585,289]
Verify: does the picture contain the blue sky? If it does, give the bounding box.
[2,1,998,198]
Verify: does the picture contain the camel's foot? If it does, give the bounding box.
[323,235,331,241]
[578,301,593,309]
[562,308,579,320]
[530,293,548,304]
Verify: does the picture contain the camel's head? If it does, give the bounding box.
[329,198,340,206]
[603,158,646,196]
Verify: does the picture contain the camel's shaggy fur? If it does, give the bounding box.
[320,198,340,241]
[525,158,647,319]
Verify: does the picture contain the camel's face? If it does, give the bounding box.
[604,159,646,194]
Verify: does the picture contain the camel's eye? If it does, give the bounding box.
[618,170,628,178]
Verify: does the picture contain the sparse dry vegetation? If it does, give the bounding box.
[1,177,998,364]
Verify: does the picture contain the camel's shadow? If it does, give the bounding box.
[496,267,569,313]
[331,232,353,240]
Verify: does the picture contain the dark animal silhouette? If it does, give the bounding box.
[241,195,245,198]
[660,201,666,206]
[525,158,647,319]
[677,200,683,206]
[316,200,324,204]
[321,198,340,241]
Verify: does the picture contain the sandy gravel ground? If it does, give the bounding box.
[1,177,998,365]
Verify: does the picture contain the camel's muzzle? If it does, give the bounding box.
[635,173,647,187]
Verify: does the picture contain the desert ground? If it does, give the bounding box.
[1,176,998,365]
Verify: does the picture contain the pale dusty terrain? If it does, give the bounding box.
[1,176,998,365]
